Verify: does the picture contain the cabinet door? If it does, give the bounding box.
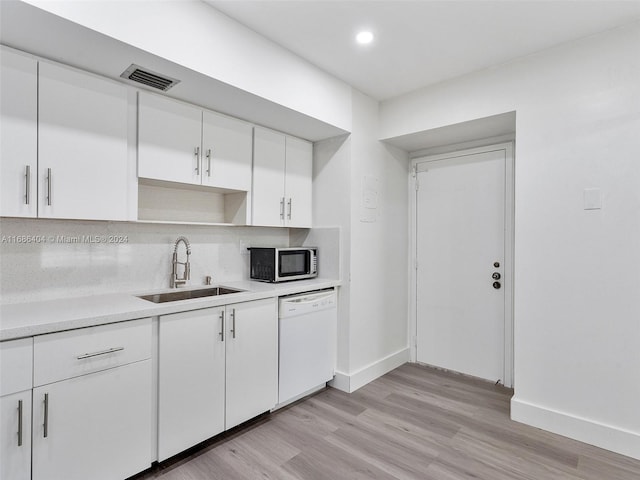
[285,136,313,227]
[252,127,286,227]
[0,48,37,218]
[158,307,225,461]
[202,111,253,190]
[32,360,152,480]
[138,92,202,185]
[225,299,278,429]
[38,62,129,220]
[0,391,31,480]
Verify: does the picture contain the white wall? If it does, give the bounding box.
[21,0,352,132]
[312,135,352,374]
[0,218,288,303]
[348,90,409,384]
[381,22,640,459]
[314,90,410,391]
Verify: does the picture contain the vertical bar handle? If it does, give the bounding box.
[280,197,285,219]
[287,198,292,220]
[206,148,212,177]
[46,168,52,206]
[43,393,49,438]
[17,399,23,446]
[194,146,200,175]
[230,308,236,339]
[24,165,30,205]
[219,310,225,341]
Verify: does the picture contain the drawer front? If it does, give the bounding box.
[34,318,151,386]
[0,338,33,396]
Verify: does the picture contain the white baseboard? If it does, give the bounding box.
[329,347,410,393]
[511,396,640,461]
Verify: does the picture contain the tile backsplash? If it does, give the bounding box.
[0,218,289,304]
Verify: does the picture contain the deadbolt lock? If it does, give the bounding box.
[492,272,501,280]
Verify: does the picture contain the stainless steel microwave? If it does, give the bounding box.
[248,247,318,282]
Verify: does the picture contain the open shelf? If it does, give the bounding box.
[137,178,250,225]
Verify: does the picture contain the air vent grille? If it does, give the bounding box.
[120,64,180,91]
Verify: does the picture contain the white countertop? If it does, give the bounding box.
[0,278,341,341]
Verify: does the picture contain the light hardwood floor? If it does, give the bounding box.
[133,363,640,479]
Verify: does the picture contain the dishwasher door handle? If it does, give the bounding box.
[282,292,335,306]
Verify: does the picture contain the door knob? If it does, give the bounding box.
[492,272,501,280]
[493,281,501,289]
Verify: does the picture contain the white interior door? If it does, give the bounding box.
[416,147,509,384]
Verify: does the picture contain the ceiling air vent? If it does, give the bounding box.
[120,64,180,91]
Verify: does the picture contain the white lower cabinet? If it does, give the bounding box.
[158,298,278,459]
[0,338,33,480]
[31,318,152,480]
[158,307,226,461]
[225,299,278,429]
[0,391,31,480]
[32,361,151,480]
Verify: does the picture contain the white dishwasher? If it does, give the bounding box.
[278,289,337,406]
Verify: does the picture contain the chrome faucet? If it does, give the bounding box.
[171,236,191,288]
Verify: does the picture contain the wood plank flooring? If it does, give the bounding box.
[132,363,640,479]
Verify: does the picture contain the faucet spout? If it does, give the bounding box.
[171,236,191,288]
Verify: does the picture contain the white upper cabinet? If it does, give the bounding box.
[252,127,286,227]
[138,92,252,191]
[38,62,129,220]
[201,110,253,191]
[252,127,312,228]
[285,136,313,227]
[0,48,38,218]
[138,91,202,185]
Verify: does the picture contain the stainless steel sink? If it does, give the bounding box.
[137,287,244,304]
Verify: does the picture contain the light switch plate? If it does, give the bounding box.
[583,188,602,210]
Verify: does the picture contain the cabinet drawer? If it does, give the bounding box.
[34,318,151,386]
[0,338,33,396]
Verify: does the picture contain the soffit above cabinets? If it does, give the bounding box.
[0,1,348,142]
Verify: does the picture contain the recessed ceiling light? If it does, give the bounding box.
[356,31,374,45]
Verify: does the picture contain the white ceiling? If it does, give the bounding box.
[206,0,640,101]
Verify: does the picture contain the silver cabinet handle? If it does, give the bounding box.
[17,399,23,446]
[287,198,292,220]
[206,148,212,177]
[76,346,124,360]
[24,165,30,205]
[194,146,200,174]
[219,310,225,342]
[46,168,52,206]
[280,197,285,219]
[230,308,236,339]
[43,393,49,438]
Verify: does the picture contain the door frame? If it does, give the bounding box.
[408,142,515,388]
